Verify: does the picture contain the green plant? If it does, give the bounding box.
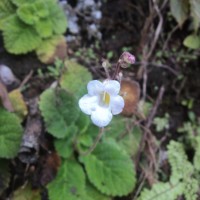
[153,113,170,132]
[170,0,200,49]
[139,110,200,200]
[0,108,23,158]
[39,60,139,199]
[0,0,67,63]
[139,141,199,200]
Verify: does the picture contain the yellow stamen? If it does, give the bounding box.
[103,92,110,105]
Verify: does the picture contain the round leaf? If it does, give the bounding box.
[3,15,41,54]
[80,141,136,196]
[39,88,79,138]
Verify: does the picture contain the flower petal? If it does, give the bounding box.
[79,94,98,115]
[110,95,125,115]
[103,80,120,95]
[91,106,112,127]
[87,80,104,96]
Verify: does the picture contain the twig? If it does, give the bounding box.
[146,85,165,128]
[163,25,179,50]
[19,70,33,89]
[135,86,165,168]
[132,173,146,200]
[135,61,179,76]
[146,0,163,60]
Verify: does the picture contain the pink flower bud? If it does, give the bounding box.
[122,52,135,64]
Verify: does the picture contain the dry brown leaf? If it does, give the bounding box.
[9,89,28,121]
[120,79,140,117]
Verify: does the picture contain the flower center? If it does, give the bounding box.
[101,92,110,106]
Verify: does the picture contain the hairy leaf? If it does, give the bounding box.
[76,112,90,134]
[0,0,15,30]
[80,141,136,196]
[85,182,111,200]
[183,34,200,49]
[11,0,35,6]
[47,161,86,200]
[35,18,53,38]
[60,60,92,98]
[39,88,79,138]
[47,1,67,34]
[54,127,78,158]
[0,108,23,158]
[34,0,49,18]
[17,3,39,25]
[3,15,41,54]
[170,0,189,26]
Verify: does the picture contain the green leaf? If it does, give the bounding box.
[3,15,41,54]
[54,127,78,159]
[34,0,49,18]
[105,116,126,138]
[47,1,67,34]
[17,3,39,25]
[183,34,200,49]
[170,0,189,26]
[105,116,142,157]
[0,160,10,195]
[85,182,111,200]
[0,0,15,30]
[36,35,66,64]
[60,60,92,98]
[118,126,142,157]
[76,112,90,134]
[11,0,35,6]
[39,88,79,139]
[12,184,41,200]
[47,161,86,200]
[0,108,23,158]
[76,124,99,152]
[35,18,53,38]
[80,141,136,196]
[190,0,200,30]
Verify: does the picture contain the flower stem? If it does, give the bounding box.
[79,127,104,156]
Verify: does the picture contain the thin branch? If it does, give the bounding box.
[146,0,163,60]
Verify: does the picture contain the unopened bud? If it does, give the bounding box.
[121,52,135,64]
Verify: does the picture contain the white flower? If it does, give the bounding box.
[78,80,124,127]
